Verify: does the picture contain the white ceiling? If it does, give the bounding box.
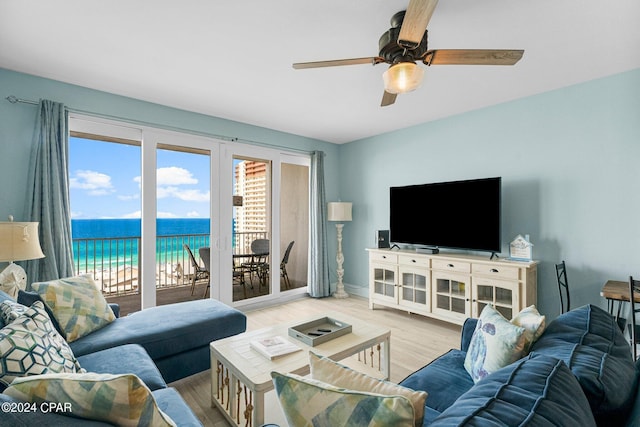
[2,0,639,144]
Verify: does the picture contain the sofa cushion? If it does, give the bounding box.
[430,354,597,426]
[399,349,474,413]
[0,301,84,391]
[0,290,15,328]
[30,275,116,342]
[530,304,638,419]
[463,304,526,383]
[309,352,427,427]
[153,387,204,427]
[69,298,246,361]
[271,371,415,427]
[4,372,176,427]
[77,344,167,391]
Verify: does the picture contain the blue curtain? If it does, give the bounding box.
[24,100,75,282]
[308,151,331,297]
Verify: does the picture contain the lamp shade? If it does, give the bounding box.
[382,62,424,94]
[0,221,45,262]
[327,202,352,222]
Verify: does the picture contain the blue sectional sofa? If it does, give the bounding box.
[400,304,640,426]
[0,289,247,425]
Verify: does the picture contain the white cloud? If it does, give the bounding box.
[186,211,200,218]
[118,193,140,201]
[121,210,141,219]
[157,186,209,202]
[157,167,197,186]
[70,170,114,196]
[157,211,178,218]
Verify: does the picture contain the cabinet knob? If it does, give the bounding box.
[447,263,454,268]
[490,268,499,273]
[412,259,416,263]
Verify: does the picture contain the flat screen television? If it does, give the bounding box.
[389,177,501,254]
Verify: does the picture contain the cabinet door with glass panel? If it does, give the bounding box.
[370,262,397,306]
[397,255,430,313]
[431,271,471,322]
[472,278,519,319]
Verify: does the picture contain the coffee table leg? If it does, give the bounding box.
[382,336,391,380]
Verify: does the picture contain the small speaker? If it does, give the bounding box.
[377,230,390,248]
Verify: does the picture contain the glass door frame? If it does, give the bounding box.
[141,129,221,308]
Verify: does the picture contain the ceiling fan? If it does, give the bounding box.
[292,0,524,107]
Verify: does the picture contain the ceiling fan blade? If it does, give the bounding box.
[398,0,439,49]
[293,57,382,69]
[425,49,524,65]
[381,91,397,107]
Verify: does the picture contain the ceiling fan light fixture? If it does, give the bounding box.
[382,62,424,94]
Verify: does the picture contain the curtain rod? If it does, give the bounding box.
[5,94,315,155]
[6,95,38,106]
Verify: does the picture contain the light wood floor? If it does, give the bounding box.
[170,295,461,426]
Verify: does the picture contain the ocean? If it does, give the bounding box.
[72,218,211,270]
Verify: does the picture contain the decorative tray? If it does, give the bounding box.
[288,317,352,347]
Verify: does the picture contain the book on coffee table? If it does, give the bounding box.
[250,336,302,360]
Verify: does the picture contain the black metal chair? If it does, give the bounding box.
[199,247,211,298]
[628,276,640,360]
[280,241,295,289]
[242,239,269,288]
[184,244,209,295]
[555,261,570,314]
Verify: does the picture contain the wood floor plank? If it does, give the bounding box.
[170,295,461,426]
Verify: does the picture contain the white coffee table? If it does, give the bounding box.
[210,312,391,426]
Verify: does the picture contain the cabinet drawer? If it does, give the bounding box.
[398,254,430,267]
[369,251,398,264]
[472,264,519,280]
[432,259,471,273]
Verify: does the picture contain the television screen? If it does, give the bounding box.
[389,177,501,253]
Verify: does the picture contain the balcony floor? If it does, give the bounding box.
[106,279,302,316]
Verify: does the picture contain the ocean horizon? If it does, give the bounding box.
[72,218,212,270]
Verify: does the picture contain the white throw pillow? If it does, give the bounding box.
[511,305,546,353]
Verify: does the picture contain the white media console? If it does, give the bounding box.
[367,248,538,325]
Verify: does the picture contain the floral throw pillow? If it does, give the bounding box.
[30,275,115,342]
[464,304,526,383]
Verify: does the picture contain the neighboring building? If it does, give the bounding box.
[234,160,268,253]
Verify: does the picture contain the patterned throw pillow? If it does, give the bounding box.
[271,371,415,427]
[511,305,546,353]
[0,301,85,389]
[0,300,28,324]
[309,352,427,427]
[464,304,526,383]
[4,372,176,427]
[30,275,115,342]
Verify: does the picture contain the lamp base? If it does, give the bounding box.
[0,262,27,299]
[333,288,349,299]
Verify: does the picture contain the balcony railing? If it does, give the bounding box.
[73,231,268,297]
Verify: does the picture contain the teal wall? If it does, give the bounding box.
[339,68,640,318]
[2,67,639,318]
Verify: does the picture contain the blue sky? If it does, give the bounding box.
[69,137,211,219]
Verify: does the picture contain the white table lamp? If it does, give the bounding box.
[328,202,352,299]
[0,216,45,298]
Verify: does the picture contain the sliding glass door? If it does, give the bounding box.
[70,114,310,310]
